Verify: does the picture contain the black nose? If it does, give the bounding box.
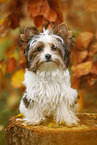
[45,54,51,60]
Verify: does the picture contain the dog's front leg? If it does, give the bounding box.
[54,102,79,126]
[19,93,45,125]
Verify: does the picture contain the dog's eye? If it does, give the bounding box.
[37,47,42,52]
[52,45,57,50]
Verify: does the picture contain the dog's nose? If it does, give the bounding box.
[45,54,51,60]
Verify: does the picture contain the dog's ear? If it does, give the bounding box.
[19,26,39,58]
[53,22,74,52]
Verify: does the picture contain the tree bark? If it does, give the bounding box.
[5,113,97,145]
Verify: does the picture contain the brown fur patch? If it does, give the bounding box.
[53,22,74,53]
[19,26,40,58]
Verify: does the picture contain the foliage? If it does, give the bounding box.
[0,0,97,144]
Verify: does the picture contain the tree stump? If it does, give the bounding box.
[5,113,97,145]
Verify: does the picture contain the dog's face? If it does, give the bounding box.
[19,23,74,72]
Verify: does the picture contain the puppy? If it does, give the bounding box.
[19,22,79,126]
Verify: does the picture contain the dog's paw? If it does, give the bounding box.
[65,116,79,126]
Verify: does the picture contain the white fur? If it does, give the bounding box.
[29,31,65,68]
[30,30,64,50]
[19,63,79,126]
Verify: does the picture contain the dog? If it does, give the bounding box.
[19,22,79,126]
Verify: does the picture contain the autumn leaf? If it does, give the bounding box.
[11,69,25,88]
[27,0,60,27]
[19,55,26,68]
[0,60,6,76]
[5,0,25,18]
[44,6,57,22]
[6,57,17,74]
[7,93,19,109]
[48,0,63,24]
[0,69,3,79]
[91,61,97,75]
[16,113,24,118]
[75,32,94,50]
[9,13,19,29]
[0,13,19,37]
[89,43,97,56]
[71,50,88,65]
[86,0,97,11]
[78,89,86,110]
[0,0,6,4]
[71,75,81,89]
[34,15,43,27]
[72,61,93,78]
[27,0,57,22]
[87,74,97,86]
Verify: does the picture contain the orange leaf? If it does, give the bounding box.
[19,55,26,68]
[78,89,86,110]
[48,0,63,24]
[11,69,25,88]
[71,50,88,65]
[6,57,17,74]
[73,61,92,78]
[9,13,19,29]
[34,15,43,27]
[0,13,19,36]
[89,43,97,56]
[27,0,57,23]
[44,6,57,22]
[71,75,81,89]
[0,0,6,4]
[91,61,97,75]
[0,69,3,79]
[75,32,94,50]
[87,74,97,86]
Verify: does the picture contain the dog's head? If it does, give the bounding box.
[19,23,74,72]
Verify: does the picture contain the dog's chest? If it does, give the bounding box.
[23,69,70,104]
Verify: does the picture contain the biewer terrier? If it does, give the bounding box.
[19,23,79,126]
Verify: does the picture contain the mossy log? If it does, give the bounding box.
[6,113,97,145]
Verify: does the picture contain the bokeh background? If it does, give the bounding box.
[0,0,97,144]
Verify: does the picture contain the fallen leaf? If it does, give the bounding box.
[75,32,94,50]
[6,57,17,74]
[11,69,25,88]
[73,61,93,78]
[16,113,24,118]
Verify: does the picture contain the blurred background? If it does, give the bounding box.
[0,0,97,144]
